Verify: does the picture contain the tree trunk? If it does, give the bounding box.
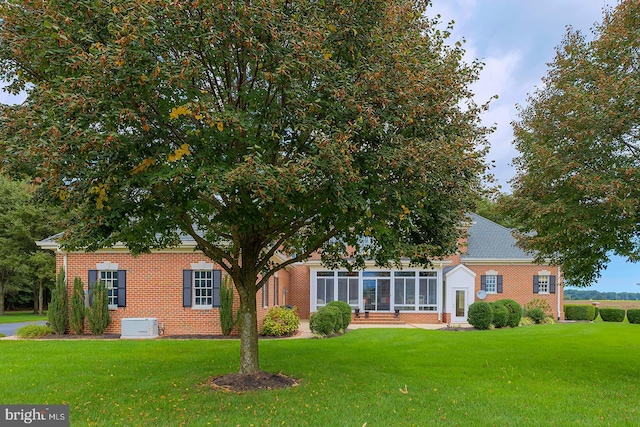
[33,288,38,314]
[237,286,260,374]
[0,283,4,316]
[38,282,44,316]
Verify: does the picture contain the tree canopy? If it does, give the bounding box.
[0,0,490,373]
[504,0,640,286]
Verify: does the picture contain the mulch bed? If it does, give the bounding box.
[208,371,299,393]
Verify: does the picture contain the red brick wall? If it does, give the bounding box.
[58,251,291,336]
[288,266,311,318]
[464,264,564,319]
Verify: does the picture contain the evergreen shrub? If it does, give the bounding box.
[326,300,352,331]
[627,309,640,324]
[491,302,509,328]
[16,324,52,338]
[262,306,300,336]
[309,305,342,336]
[497,299,522,328]
[48,267,68,335]
[69,277,85,335]
[87,281,111,335]
[564,304,595,321]
[219,275,237,336]
[526,307,546,324]
[599,307,625,322]
[467,301,493,330]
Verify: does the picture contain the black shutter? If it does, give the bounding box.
[88,270,97,306]
[213,270,222,307]
[497,275,504,293]
[480,275,486,291]
[183,270,192,307]
[550,275,557,294]
[117,270,127,307]
[533,275,540,293]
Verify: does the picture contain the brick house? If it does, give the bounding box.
[37,213,563,335]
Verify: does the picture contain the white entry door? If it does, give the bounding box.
[452,288,468,323]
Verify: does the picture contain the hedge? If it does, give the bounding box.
[497,299,523,328]
[468,301,493,330]
[627,309,640,324]
[599,307,625,322]
[564,304,595,321]
[490,302,509,328]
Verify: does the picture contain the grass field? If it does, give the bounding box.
[567,300,640,310]
[0,311,47,324]
[1,323,640,426]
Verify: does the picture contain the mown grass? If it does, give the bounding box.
[0,311,47,324]
[1,323,639,426]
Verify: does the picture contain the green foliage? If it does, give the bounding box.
[497,299,523,328]
[627,309,640,324]
[467,301,493,330]
[504,0,640,286]
[86,281,111,335]
[16,324,52,338]
[326,300,352,331]
[47,267,68,334]
[526,308,546,324]
[261,306,300,337]
[564,304,596,321]
[599,308,625,322]
[219,276,236,336]
[524,298,552,316]
[69,277,85,335]
[490,302,509,328]
[309,306,343,337]
[0,0,490,373]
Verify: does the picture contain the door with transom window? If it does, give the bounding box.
[362,272,391,311]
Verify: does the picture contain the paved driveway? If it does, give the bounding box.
[0,321,47,337]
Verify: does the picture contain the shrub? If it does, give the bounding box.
[47,267,68,335]
[326,300,352,331]
[523,298,552,316]
[599,307,625,322]
[262,306,300,336]
[564,304,595,321]
[69,277,85,335]
[627,309,640,324]
[16,324,52,339]
[491,302,509,328]
[309,305,342,336]
[87,281,111,335]
[526,307,546,324]
[220,275,237,336]
[497,299,522,328]
[467,301,493,330]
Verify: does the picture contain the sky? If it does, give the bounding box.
[429,0,640,293]
[1,1,638,293]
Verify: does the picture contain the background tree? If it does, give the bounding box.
[504,0,640,286]
[29,250,56,315]
[0,0,490,374]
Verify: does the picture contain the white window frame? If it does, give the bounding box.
[99,270,119,310]
[193,270,214,309]
[538,275,550,294]
[485,275,498,294]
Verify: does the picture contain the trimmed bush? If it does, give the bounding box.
[48,267,68,335]
[526,307,546,324]
[220,275,237,336]
[491,302,509,328]
[627,309,640,324]
[564,304,595,321]
[262,306,300,336]
[326,300,352,331]
[467,301,493,330]
[497,299,522,328]
[16,324,52,339]
[87,281,111,335]
[599,307,625,322]
[309,305,342,336]
[69,277,85,335]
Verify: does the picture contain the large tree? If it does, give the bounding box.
[504,0,640,286]
[0,0,489,373]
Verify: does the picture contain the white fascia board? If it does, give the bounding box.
[303,258,453,269]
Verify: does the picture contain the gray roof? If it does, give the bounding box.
[462,213,534,260]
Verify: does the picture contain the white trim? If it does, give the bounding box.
[191,261,214,270]
[96,261,119,270]
[537,269,551,276]
[462,258,535,265]
[485,269,498,276]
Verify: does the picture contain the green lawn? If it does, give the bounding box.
[1,323,639,426]
[0,311,47,324]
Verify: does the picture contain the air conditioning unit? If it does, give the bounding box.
[121,318,159,339]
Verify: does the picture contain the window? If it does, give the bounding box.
[100,270,119,308]
[394,272,416,311]
[273,276,279,306]
[484,275,497,293]
[183,267,221,308]
[262,282,269,308]
[193,270,213,307]
[316,272,334,306]
[89,266,126,309]
[338,272,359,306]
[481,273,503,294]
[418,272,437,311]
[534,273,556,294]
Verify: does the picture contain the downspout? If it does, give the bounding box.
[557,266,562,320]
[438,262,443,322]
[59,247,68,285]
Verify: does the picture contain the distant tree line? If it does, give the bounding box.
[565,289,640,301]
